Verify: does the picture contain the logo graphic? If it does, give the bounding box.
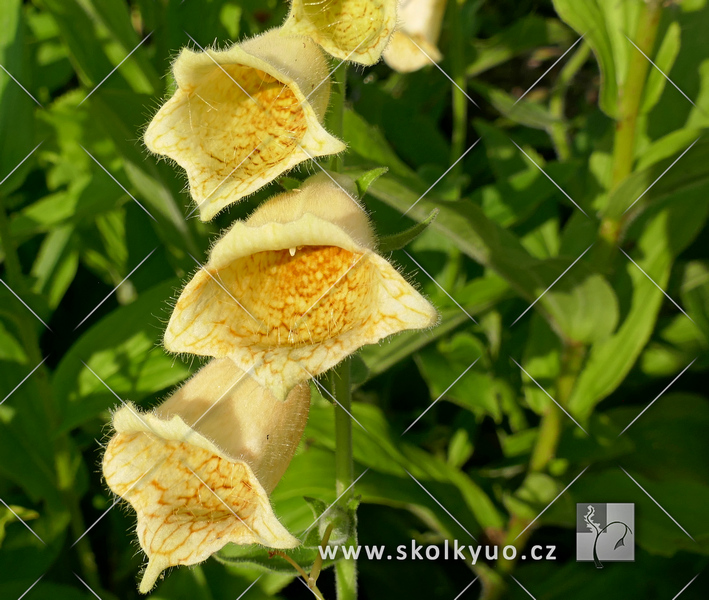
[576,503,634,568]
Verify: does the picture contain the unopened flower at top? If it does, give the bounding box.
[164,173,438,400]
[283,0,397,66]
[144,28,345,221]
[383,0,446,73]
[102,358,310,593]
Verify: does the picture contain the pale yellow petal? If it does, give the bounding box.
[144,29,345,221]
[103,403,299,594]
[284,0,397,65]
[155,358,310,492]
[164,175,438,399]
[383,0,446,73]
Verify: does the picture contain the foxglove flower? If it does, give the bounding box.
[383,0,446,73]
[102,358,310,593]
[163,173,438,401]
[283,0,397,65]
[144,28,345,221]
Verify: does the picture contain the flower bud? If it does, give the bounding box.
[283,0,397,65]
[164,173,438,400]
[102,358,310,593]
[383,0,446,73]
[144,28,345,221]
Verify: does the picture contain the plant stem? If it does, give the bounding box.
[331,359,357,600]
[600,0,663,248]
[0,195,101,590]
[549,41,591,161]
[333,360,354,500]
[449,0,467,197]
[326,60,357,600]
[488,343,586,588]
[328,62,347,173]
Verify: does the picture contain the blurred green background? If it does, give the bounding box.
[1,0,708,598]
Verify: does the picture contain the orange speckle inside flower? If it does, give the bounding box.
[104,432,261,566]
[301,0,389,53]
[217,245,374,346]
[182,65,307,197]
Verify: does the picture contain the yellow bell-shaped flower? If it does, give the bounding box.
[144,28,345,221]
[102,358,310,593]
[383,0,447,73]
[283,0,397,65]
[164,173,438,401]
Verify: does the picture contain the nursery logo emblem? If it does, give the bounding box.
[576,503,634,568]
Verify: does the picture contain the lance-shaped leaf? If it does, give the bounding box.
[144,28,345,221]
[102,358,310,593]
[164,173,438,400]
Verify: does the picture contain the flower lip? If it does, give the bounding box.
[284,0,397,66]
[164,174,439,401]
[144,28,345,221]
[102,359,310,593]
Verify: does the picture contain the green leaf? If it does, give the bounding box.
[90,89,202,259]
[503,473,561,520]
[0,318,26,363]
[521,315,563,414]
[277,176,302,191]
[349,354,370,386]
[466,16,571,77]
[216,543,337,575]
[0,0,36,194]
[607,394,709,487]
[568,178,709,418]
[355,167,388,199]
[636,127,702,171]
[77,0,159,94]
[561,470,709,556]
[29,225,79,310]
[416,333,516,423]
[603,135,709,219]
[343,109,415,178]
[302,402,505,533]
[38,0,123,87]
[537,260,619,343]
[471,82,560,130]
[552,0,640,119]
[682,260,709,343]
[361,171,618,343]
[640,21,681,114]
[359,283,507,382]
[377,209,437,253]
[52,279,192,431]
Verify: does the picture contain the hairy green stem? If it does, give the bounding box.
[549,41,591,161]
[326,62,357,600]
[331,359,356,600]
[600,0,663,249]
[0,195,101,589]
[333,361,354,500]
[449,0,468,196]
[328,62,347,173]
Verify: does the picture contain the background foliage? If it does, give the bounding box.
[0,0,708,598]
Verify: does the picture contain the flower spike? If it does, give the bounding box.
[144,28,345,221]
[102,359,310,593]
[164,173,439,400]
